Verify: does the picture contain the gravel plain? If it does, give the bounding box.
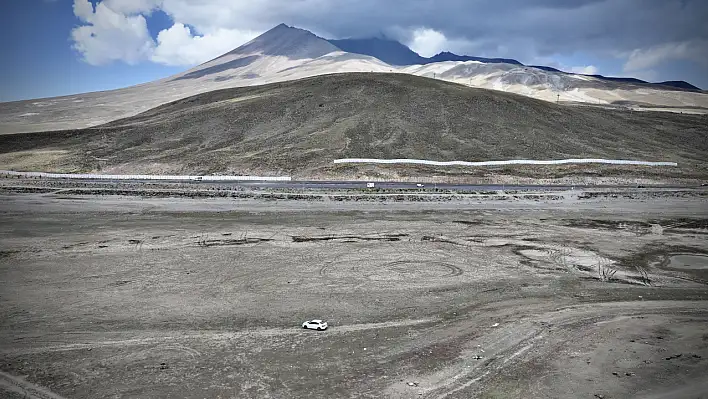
[1,184,707,398]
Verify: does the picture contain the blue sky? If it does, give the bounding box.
[0,1,183,101]
[1,0,706,102]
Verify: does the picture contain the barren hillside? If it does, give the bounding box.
[1,73,706,180]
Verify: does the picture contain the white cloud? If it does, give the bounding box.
[408,28,447,57]
[71,1,155,65]
[156,0,328,34]
[570,65,599,75]
[71,0,258,67]
[103,0,162,15]
[73,0,94,21]
[624,40,708,72]
[152,24,258,66]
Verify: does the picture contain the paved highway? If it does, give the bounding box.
[80,179,698,191]
[8,177,703,191]
[232,181,575,190]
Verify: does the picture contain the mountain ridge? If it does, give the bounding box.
[327,36,700,90]
[0,23,706,135]
[226,23,339,59]
[328,37,426,65]
[328,37,525,67]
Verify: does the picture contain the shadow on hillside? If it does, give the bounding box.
[173,55,259,81]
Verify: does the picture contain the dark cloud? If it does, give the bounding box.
[283,0,706,58]
[243,0,699,85]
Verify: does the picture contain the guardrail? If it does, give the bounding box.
[333,158,678,167]
[0,170,292,181]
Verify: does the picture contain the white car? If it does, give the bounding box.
[416,183,425,188]
[302,320,328,330]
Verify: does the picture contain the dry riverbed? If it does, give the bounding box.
[1,187,707,398]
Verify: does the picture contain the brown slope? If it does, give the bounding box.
[0,73,706,180]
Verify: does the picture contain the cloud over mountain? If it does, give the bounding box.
[68,0,708,85]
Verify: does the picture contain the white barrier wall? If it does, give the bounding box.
[333,158,678,167]
[0,170,291,181]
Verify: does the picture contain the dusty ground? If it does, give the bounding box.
[1,188,707,398]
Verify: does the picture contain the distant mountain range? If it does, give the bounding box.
[328,38,523,66]
[328,36,700,91]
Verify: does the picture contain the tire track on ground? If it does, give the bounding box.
[383,260,463,277]
[2,318,437,356]
[399,301,708,399]
[0,371,67,399]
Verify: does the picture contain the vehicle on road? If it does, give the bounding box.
[366,182,375,188]
[302,320,328,330]
[416,183,424,188]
